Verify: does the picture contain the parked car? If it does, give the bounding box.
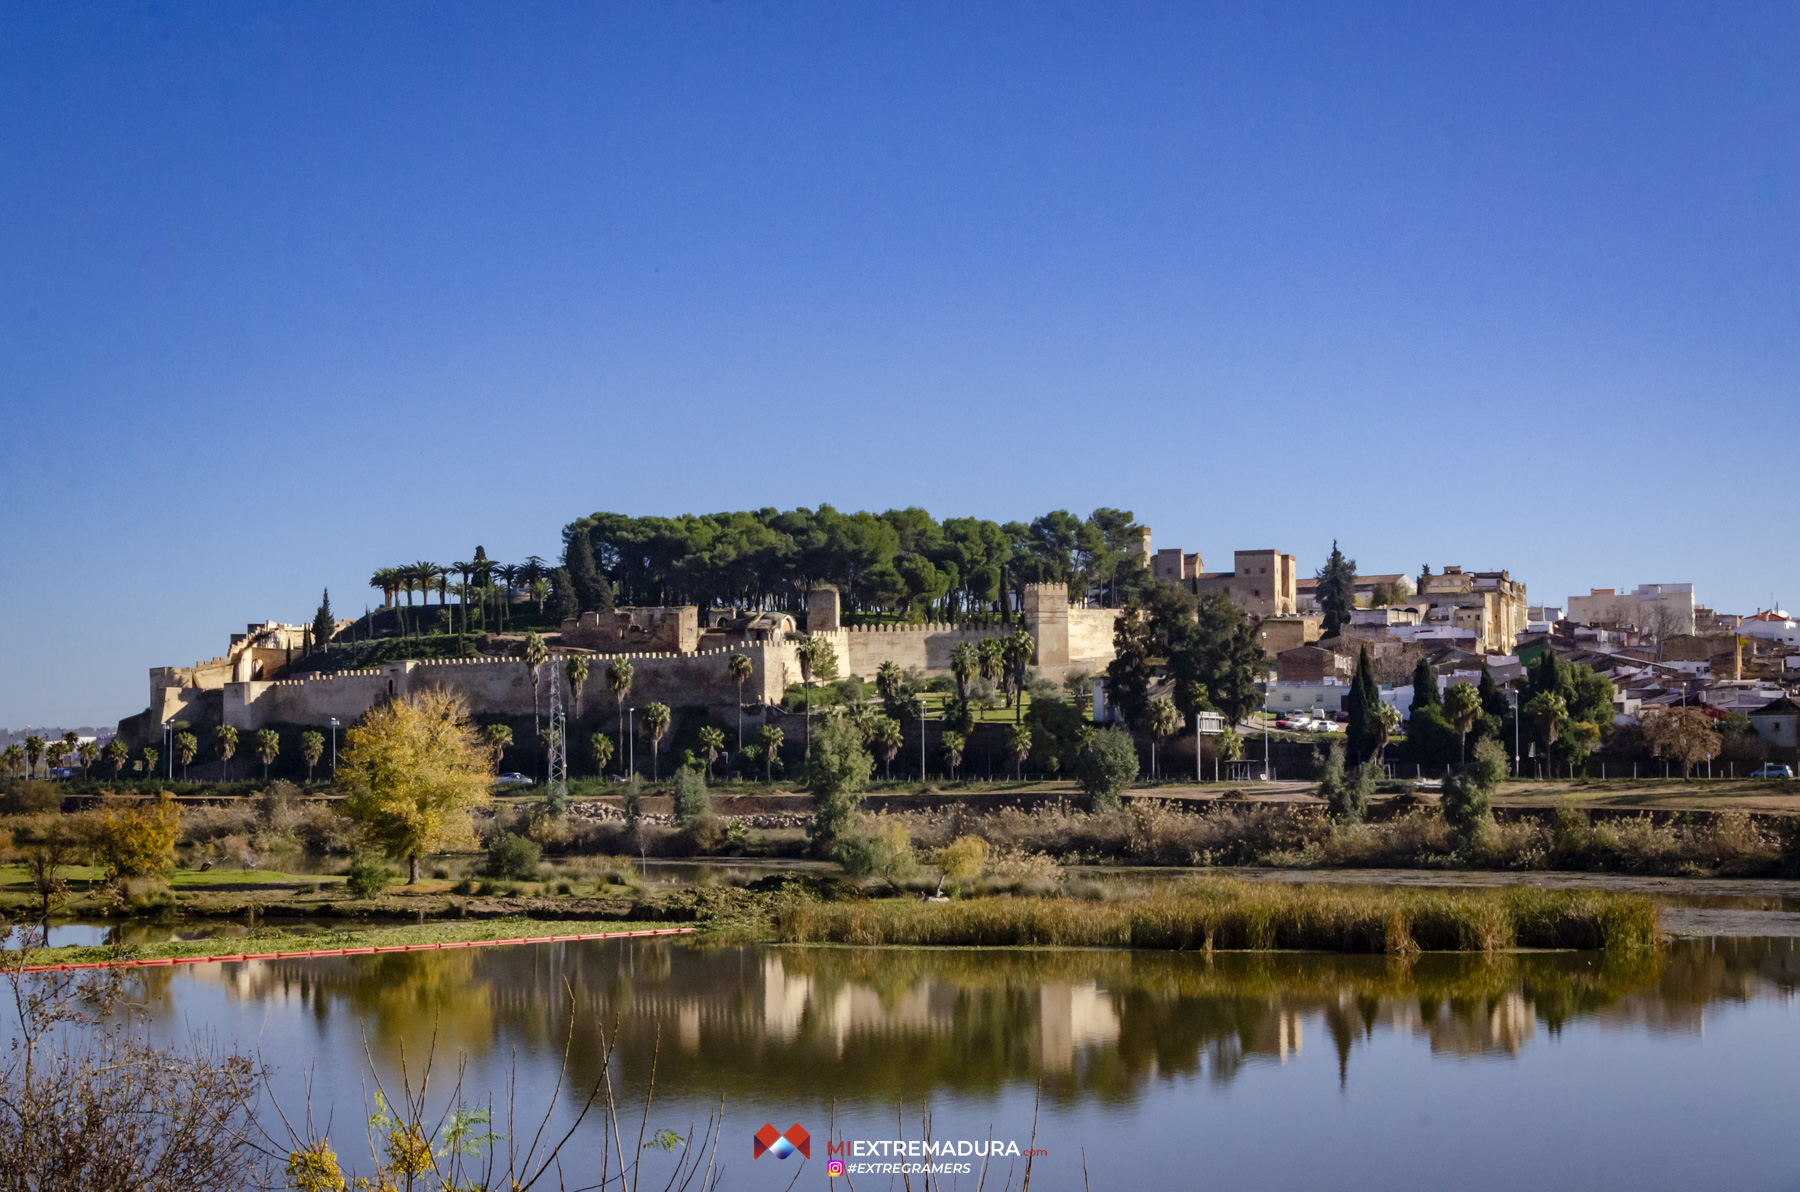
[494,772,534,786]
[1750,764,1795,780]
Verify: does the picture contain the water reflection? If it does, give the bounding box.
[131,937,1800,1107]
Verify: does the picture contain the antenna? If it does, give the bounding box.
[546,661,568,804]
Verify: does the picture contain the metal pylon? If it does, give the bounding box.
[546,663,568,801]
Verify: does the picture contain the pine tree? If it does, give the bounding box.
[566,531,613,613]
[311,590,336,652]
[547,568,580,623]
[1314,541,1357,637]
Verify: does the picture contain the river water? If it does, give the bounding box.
[106,934,1800,1191]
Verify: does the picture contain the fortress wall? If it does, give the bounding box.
[837,623,996,677]
[222,644,797,731]
[1067,607,1122,667]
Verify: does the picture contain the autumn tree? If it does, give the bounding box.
[338,688,493,883]
[1642,706,1721,779]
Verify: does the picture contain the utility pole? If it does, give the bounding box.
[329,717,340,778]
[547,666,568,805]
[628,707,635,776]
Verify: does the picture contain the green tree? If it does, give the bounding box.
[1409,656,1438,720]
[1008,723,1033,781]
[566,655,590,722]
[545,569,578,623]
[1522,692,1568,766]
[104,737,129,778]
[1372,701,1401,759]
[1003,629,1036,721]
[759,724,784,784]
[950,641,978,703]
[1343,646,1381,763]
[795,636,839,755]
[607,658,634,770]
[642,702,671,780]
[1104,604,1154,729]
[521,631,550,775]
[867,715,903,781]
[1560,719,1603,776]
[803,715,873,855]
[672,766,711,831]
[338,688,493,883]
[1147,697,1180,780]
[1642,706,1720,779]
[214,725,239,782]
[530,576,550,614]
[589,731,614,776]
[1443,737,1506,836]
[1443,682,1482,762]
[698,726,726,777]
[977,637,1006,701]
[301,731,325,781]
[482,723,513,767]
[1078,726,1138,810]
[76,740,98,776]
[1314,541,1357,636]
[311,589,336,652]
[44,741,69,776]
[23,736,44,778]
[174,731,197,781]
[728,653,754,748]
[941,731,966,779]
[254,728,280,781]
[141,745,159,776]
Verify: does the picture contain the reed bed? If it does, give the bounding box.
[772,877,1660,954]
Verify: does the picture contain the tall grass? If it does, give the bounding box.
[773,877,1660,954]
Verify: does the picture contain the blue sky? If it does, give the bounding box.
[2,2,1797,728]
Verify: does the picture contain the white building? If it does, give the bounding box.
[1740,610,1800,648]
[1566,584,1696,635]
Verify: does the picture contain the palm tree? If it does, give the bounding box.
[1,744,22,778]
[1008,724,1033,781]
[77,740,98,777]
[870,715,903,781]
[142,746,159,777]
[698,726,725,777]
[370,568,400,609]
[759,725,784,784]
[1372,702,1402,765]
[728,653,754,748]
[567,656,591,722]
[950,641,978,703]
[1003,630,1036,723]
[642,702,671,781]
[495,564,522,630]
[61,731,78,761]
[301,731,324,781]
[104,738,128,778]
[24,736,45,778]
[45,741,69,777]
[875,660,904,710]
[589,732,614,776]
[941,731,965,781]
[174,731,197,781]
[254,728,280,781]
[531,578,549,615]
[977,638,1005,706]
[214,725,238,782]
[483,723,513,767]
[1444,682,1482,763]
[795,636,836,756]
[1148,698,1181,781]
[522,632,549,777]
[607,659,635,771]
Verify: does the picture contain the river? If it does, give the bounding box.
[102,932,1800,1190]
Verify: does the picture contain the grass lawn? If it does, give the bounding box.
[5,917,682,968]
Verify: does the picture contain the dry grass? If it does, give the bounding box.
[772,876,1661,954]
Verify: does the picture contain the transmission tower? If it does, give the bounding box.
[546,663,568,803]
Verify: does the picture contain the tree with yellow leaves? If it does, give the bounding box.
[338,688,493,883]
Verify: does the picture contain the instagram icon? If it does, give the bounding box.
[827,1160,846,1177]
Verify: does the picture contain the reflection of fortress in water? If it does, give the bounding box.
[163,937,1800,1098]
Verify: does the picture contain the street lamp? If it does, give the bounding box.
[1505,692,1519,777]
[918,695,930,782]
[628,707,635,776]
[329,717,340,779]
[163,722,173,782]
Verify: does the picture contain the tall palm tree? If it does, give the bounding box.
[301,731,324,781]
[452,561,478,633]
[483,724,513,767]
[1444,682,1482,763]
[1,744,23,778]
[23,736,44,778]
[567,656,591,722]
[607,658,635,771]
[104,738,128,778]
[728,653,754,748]
[870,716,903,781]
[642,702,671,781]
[1003,629,1036,723]
[531,578,549,614]
[796,636,835,756]
[175,731,197,781]
[496,564,522,631]
[759,724,784,784]
[214,725,238,782]
[45,741,69,777]
[941,731,965,781]
[1008,724,1033,782]
[589,732,614,776]
[370,568,400,609]
[77,740,98,776]
[1148,697,1180,781]
[254,728,280,781]
[875,660,904,713]
[977,639,1005,706]
[950,641,978,703]
[522,631,549,777]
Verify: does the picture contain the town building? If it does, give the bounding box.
[1566,584,1697,636]
[1415,566,1529,654]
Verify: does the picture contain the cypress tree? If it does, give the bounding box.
[1345,645,1380,763]
[1409,656,1438,719]
[1314,541,1357,637]
[566,532,613,614]
[310,590,336,652]
[1478,664,1509,718]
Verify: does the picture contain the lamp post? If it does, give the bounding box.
[628,707,635,776]
[918,696,929,782]
[329,717,340,778]
[164,722,173,782]
[1506,691,1519,777]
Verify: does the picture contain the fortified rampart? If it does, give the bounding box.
[123,584,1118,741]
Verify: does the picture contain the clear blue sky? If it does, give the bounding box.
[3,2,1797,729]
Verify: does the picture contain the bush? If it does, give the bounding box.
[804,717,873,853]
[485,832,541,880]
[672,767,711,829]
[0,781,65,815]
[344,852,396,898]
[96,794,180,880]
[1078,727,1138,810]
[1443,738,1507,836]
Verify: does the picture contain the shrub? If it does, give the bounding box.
[96,794,180,880]
[450,878,476,895]
[937,835,991,889]
[485,832,541,879]
[1078,727,1138,810]
[344,852,396,898]
[1444,738,1507,836]
[672,768,711,829]
[804,716,873,853]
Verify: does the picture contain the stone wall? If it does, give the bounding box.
[1065,606,1121,668]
